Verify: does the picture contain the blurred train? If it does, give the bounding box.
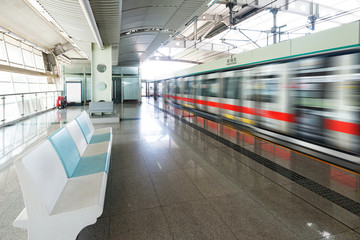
[154,51,360,157]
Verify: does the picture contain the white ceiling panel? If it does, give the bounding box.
[0,0,67,49]
[36,0,96,43]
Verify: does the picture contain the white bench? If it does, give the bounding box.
[13,111,112,240]
[88,102,114,115]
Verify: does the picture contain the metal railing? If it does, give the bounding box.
[0,90,62,126]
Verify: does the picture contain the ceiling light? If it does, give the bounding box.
[207,0,218,7]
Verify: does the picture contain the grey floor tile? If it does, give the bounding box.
[109,207,172,240]
[101,178,112,218]
[163,199,237,240]
[145,155,181,173]
[283,183,360,229]
[248,185,350,239]
[317,230,360,240]
[208,192,300,240]
[110,175,160,214]
[111,155,149,179]
[151,170,204,205]
[172,151,211,170]
[184,166,240,198]
[77,217,110,240]
[0,191,27,240]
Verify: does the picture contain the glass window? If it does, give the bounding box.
[176,80,181,94]
[224,77,239,99]
[27,76,39,83]
[259,76,279,103]
[29,83,40,92]
[12,73,27,83]
[0,37,7,62]
[0,71,12,82]
[201,79,218,97]
[34,54,45,70]
[0,82,14,94]
[6,43,23,65]
[23,49,35,68]
[13,83,28,93]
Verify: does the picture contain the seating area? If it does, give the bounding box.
[12,111,112,240]
[88,101,114,115]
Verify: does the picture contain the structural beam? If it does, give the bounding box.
[78,0,104,50]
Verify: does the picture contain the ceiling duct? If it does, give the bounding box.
[53,42,75,56]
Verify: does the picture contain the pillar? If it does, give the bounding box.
[91,43,112,102]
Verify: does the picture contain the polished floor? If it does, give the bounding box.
[1,99,360,240]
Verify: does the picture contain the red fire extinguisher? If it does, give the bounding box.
[56,96,67,109]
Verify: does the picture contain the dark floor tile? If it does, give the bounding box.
[283,183,360,229]
[77,217,110,240]
[208,193,300,240]
[145,156,181,173]
[184,166,240,197]
[317,230,360,240]
[109,207,172,240]
[248,185,350,239]
[163,199,237,240]
[151,170,204,205]
[110,175,160,214]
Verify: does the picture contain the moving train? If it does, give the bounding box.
[154,51,360,157]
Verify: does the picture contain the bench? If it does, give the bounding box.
[88,101,114,115]
[13,111,112,240]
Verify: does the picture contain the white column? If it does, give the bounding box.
[91,43,112,102]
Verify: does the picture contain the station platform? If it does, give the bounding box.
[1,99,359,239]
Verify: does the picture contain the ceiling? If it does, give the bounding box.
[0,0,359,67]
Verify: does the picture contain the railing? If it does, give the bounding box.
[0,90,62,126]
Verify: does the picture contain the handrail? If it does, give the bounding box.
[0,90,62,97]
[0,90,63,125]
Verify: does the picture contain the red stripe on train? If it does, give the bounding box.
[165,95,359,134]
[324,119,360,136]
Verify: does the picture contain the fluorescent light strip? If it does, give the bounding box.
[207,0,218,7]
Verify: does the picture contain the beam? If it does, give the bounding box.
[0,64,59,78]
[148,56,201,65]
[78,0,104,50]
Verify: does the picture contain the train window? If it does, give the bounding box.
[176,80,181,94]
[184,81,191,94]
[224,77,239,99]
[344,80,360,107]
[201,79,218,97]
[259,77,278,103]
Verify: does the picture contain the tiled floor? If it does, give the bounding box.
[1,100,359,240]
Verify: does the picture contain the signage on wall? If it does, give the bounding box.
[227,55,237,66]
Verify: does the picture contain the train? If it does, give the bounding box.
[153,51,360,157]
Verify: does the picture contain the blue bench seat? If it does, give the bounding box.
[49,127,110,178]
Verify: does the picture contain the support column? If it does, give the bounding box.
[91,43,112,102]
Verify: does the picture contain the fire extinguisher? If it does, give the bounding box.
[56,96,67,109]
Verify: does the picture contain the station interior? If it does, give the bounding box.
[0,1,360,240]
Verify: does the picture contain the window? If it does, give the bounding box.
[224,77,240,99]
[201,79,218,97]
[6,43,23,65]
[34,54,45,70]
[259,76,279,103]
[23,49,35,68]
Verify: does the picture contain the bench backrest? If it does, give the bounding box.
[89,102,113,112]
[66,120,88,156]
[76,112,94,144]
[48,127,80,177]
[15,140,67,215]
